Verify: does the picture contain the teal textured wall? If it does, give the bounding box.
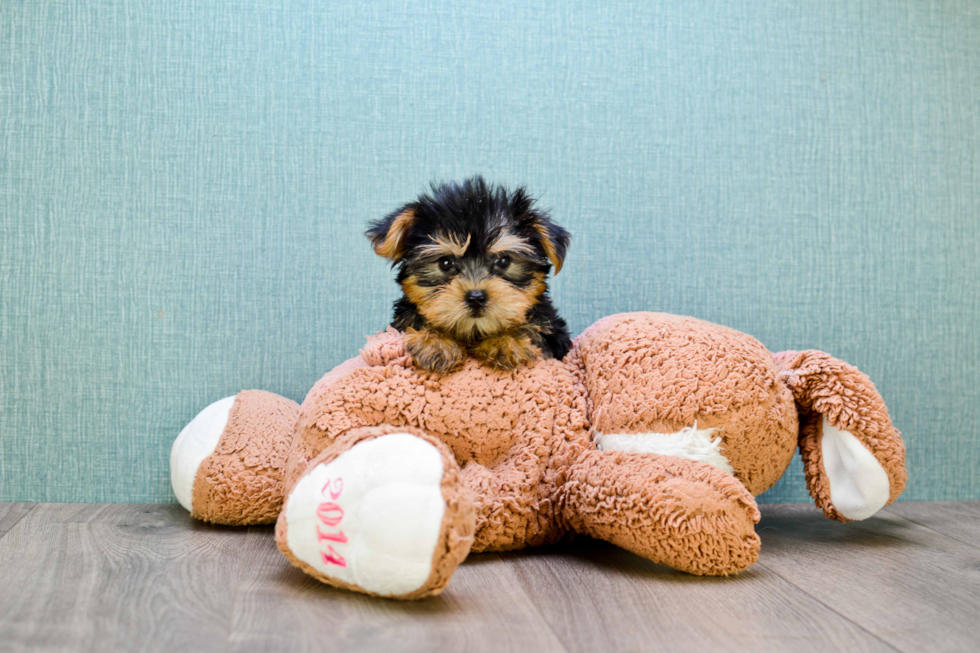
[2,1,978,504]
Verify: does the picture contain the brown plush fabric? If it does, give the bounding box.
[274,424,476,600]
[279,316,771,577]
[572,313,799,496]
[561,449,761,575]
[179,312,908,597]
[284,334,591,552]
[774,350,908,522]
[192,390,300,525]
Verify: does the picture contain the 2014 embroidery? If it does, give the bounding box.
[317,477,347,567]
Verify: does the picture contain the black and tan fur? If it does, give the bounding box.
[366,177,572,373]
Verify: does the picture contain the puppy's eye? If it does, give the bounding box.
[494,255,511,271]
[438,256,455,272]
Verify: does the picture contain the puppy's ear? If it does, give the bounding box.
[532,216,570,274]
[511,187,570,274]
[366,206,416,262]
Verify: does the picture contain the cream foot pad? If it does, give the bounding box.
[170,396,236,513]
[282,433,450,597]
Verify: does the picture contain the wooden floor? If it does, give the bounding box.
[0,502,977,652]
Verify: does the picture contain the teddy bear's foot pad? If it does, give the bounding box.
[170,396,236,513]
[280,433,452,598]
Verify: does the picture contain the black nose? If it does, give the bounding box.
[465,290,488,309]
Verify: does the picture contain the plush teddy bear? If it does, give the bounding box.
[170,312,906,600]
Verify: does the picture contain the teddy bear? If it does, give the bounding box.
[170,312,906,600]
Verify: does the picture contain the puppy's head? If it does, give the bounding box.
[367,177,570,340]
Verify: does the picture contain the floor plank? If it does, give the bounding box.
[885,500,980,549]
[0,504,250,653]
[226,526,567,653]
[0,502,35,539]
[506,538,893,653]
[0,502,977,652]
[756,503,980,653]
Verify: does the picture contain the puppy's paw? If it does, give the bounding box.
[471,332,542,370]
[404,328,466,374]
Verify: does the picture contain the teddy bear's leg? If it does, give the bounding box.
[774,350,907,522]
[170,390,300,525]
[274,425,476,600]
[458,460,562,552]
[561,449,761,576]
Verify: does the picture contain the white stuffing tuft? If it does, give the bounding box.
[595,422,734,474]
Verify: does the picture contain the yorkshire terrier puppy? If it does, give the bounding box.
[366,177,572,373]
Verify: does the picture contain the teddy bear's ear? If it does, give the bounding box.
[366,205,417,262]
[511,187,570,274]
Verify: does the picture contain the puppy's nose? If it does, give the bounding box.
[465,289,488,309]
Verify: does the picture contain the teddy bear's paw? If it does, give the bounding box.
[278,433,471,599]
[170,396,237,514]
[816,416,891,521]
[776,349,907,522]
[563,450,761,576]
[171,391,299,525]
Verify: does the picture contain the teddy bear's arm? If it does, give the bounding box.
[774,350,907,522]
[560,449,761,576]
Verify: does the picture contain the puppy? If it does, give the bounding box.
[366,177,572,373]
